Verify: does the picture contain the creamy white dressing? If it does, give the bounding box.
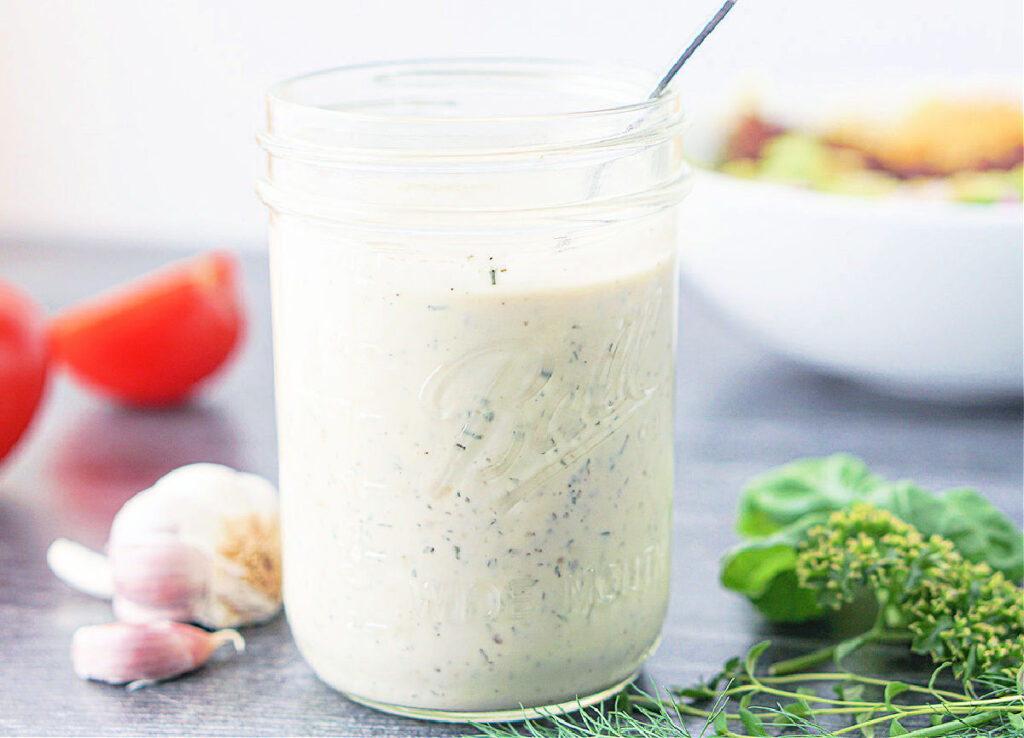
[270,213,677,712]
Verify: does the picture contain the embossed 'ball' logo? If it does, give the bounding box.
[419,288,667,512]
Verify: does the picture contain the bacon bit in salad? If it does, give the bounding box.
[717,100,1024,202]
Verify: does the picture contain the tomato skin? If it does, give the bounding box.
[49,252,245,406]
[0,280,50,465]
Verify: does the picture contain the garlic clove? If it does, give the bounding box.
[71,621,244,690]
[109,463,282,629]
[108,541,208,623]
[47,463,282,630]
[47,538,114,599]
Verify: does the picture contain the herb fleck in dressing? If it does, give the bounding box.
[273,217,677,711]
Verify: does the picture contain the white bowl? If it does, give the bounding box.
[679,80,1023,400]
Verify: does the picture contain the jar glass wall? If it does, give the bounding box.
[258,59,690,722]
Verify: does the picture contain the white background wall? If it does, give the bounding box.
[0,0,1020,249]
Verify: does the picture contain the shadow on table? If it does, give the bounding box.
[707,357,1023,423]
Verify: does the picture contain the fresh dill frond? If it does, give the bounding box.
[473,692,698,738]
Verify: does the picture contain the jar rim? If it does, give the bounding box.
[258,58,691,227]
[266,57,680,125]
[259,58,686,164]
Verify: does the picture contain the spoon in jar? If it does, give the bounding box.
[588,0,737,197]
[650,0,737,100]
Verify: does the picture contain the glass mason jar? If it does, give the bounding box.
[258,59,690,722]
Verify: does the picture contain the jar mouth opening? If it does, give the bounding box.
[261,58,686,163]
[267,57,679,124]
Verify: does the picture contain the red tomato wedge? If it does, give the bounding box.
[49,251,245,406]
[0,280,49,465]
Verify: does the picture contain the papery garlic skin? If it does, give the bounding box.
[108,463,282,629]
[71,621,244,690]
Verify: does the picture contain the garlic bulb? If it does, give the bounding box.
[48,463,282,629]
[72,621,244,690]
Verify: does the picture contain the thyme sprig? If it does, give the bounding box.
[626,642,1023,737]
[476,656,1023,738]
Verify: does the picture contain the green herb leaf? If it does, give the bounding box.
[719,515,828,622]
[720,518,819,596]
[883,681,909,709]
[751,570,826,622]
[673,686,716,701]
[723,457,1024,625]
[868,483,1024,580]
[1008,712,1024,731]
[722,656,741,678]
[781,700,812,718]
[834,682,865,702]
[738,707,768,736]
[744,640,771,676]
[712,709,729,736]
[857,709,878,738]
[888,718,908,736]
[736,454,882,538]
[924,488,1023,581]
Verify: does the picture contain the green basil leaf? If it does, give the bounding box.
[862,482,1022,580]
[722,455,1024,638]
[737,455,882,538]
[926,488,1023,581]
[748,570,824,622]
[720,514,828,623]
[720,542,799,598]
[864,480,941,522]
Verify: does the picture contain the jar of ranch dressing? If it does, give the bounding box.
[258,59,690,722]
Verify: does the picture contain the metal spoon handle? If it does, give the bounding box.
[586,0,738,198]
[650,0,738,99]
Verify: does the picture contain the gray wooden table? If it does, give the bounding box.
[1,242,1020,737]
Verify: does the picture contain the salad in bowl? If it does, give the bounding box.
[680,80,1023,400]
